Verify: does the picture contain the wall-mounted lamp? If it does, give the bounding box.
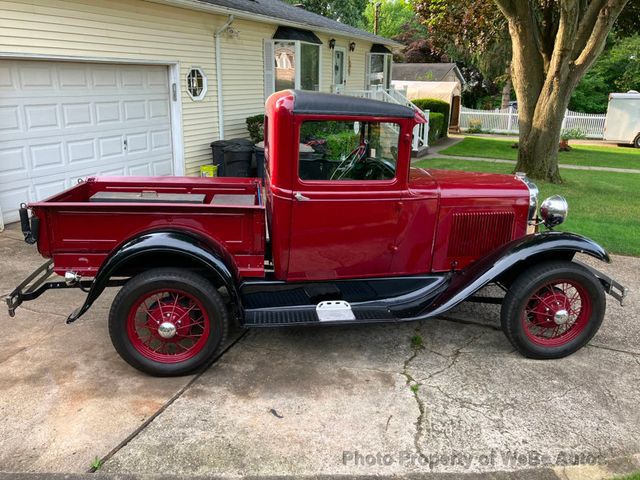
[349,42,356,52]
[329,38,336,49]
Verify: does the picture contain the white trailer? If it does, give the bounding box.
[603,92,640,148]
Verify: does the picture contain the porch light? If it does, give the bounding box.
[349,42,356,52]
[329,38,336,49]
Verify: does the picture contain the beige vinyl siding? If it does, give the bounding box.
[1,0,377,174]
[220,28,372,139]
[0,0,222,175]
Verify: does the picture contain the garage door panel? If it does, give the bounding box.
[0,60,174,223]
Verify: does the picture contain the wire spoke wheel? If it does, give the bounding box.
[127,289,210,363]
[521,280,591,347]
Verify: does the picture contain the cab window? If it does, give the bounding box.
[298,120,399,181]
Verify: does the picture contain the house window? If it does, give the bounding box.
[269,40,321,94]
[367,53,392,90]
[186,67,207,100]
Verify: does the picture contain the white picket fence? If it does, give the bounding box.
[459,106,606,139]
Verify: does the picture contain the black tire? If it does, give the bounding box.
[501,261,605,359]
[109,268,228,376]
[634,134,640,149]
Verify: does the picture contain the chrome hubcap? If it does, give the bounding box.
[158,321,177,339]
[553,309,570,325]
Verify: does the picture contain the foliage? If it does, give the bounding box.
[428,112,445,143]
[246,114,265,144]
[467,119,483,134]
[363,0,416,38]
[412,98,450,124]
[325,131,360,160]
[410,334,424,349]
[570,35,640,113]
[560,128,587,142]
[413,156,640,256]
[90,457,103,471]
[281,0,367,28]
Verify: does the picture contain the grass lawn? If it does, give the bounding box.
[440,137,640,170]
[413,157,640,257]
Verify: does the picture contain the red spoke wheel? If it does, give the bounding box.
[501,261,605,359]
[109,268,228,376]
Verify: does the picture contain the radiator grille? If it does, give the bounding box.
[447,211,515,258]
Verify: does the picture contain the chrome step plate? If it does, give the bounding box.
[316,300,356,322]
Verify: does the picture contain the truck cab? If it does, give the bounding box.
[6,90,626,376]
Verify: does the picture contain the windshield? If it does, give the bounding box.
[298,120,400,181]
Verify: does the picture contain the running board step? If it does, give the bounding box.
[244,303,394,327]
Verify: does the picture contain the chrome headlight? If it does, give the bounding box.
[540,195,569,227]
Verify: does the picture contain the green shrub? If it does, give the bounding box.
[412,98,450,133]
[246,114,265,143]
[428,112,445,144]
[325,131,360,160]
[467,119,483,134]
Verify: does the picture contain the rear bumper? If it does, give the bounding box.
[575,260,628,306]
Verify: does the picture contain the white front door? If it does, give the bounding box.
[333,47,346,93]
[0,60,174,223]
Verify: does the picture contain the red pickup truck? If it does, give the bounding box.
[6,90,626,376]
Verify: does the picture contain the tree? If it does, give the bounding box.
[493,1,629,182]
[363,0,417,38]
[282,0,368,28]
[570,34,640,113]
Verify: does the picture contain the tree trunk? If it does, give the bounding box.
[500,66,512,109]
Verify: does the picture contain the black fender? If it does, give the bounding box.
[66,231,240,324]
[419,231,610,319]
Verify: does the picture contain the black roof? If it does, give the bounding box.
[291,90,415,118]
[198,0,398,46]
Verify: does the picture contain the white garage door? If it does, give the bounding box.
[0,60,174,223]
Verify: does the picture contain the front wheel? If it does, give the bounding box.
[501,261,605,359]
[634,134,640,149]
[109,268,228,376]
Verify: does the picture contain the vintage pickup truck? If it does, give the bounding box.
[6,90,626,376]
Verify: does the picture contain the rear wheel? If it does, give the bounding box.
[109,268,228,376]
[501,261,605,359]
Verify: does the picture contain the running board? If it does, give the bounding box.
[244,302,395,327]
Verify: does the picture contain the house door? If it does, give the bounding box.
[333,47,346,93]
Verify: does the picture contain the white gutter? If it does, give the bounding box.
[214,14,234,140]
[149,0,403,48]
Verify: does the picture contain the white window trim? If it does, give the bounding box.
[271,39,322,92]
[366,52,393,90]
[186,66,208,101]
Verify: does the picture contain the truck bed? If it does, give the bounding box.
[29,176,266,278]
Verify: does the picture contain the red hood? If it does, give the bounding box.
[409,167,528,198]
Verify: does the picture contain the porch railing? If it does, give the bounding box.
[340,85,430,151]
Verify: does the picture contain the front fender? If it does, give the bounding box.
[66,231,240,323]
[423,231,610,318]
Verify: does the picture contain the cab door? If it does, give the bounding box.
[286,119,410,281]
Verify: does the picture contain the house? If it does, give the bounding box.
[391,63,466,132]
[392,63,466,90]
[0,0,399,223]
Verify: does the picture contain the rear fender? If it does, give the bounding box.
[423,231,610,318]
[66,230,240,323]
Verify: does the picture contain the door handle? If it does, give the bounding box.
[294,192,310,201]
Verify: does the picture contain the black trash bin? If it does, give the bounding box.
[210,140,233,176]
[223,143,253,177]
[254,143,265,181]
[299,152,325,180]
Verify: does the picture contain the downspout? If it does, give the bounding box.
[215,15,234,140]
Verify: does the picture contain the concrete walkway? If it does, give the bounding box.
[1,223,639,479]
[422,136,640,174]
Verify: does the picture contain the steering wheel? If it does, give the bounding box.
[330,141,368,180]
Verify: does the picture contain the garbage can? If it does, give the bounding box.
[223,144,253,177]
[254,142,265,181]
[210,140,232,176]
[299,151,325,180]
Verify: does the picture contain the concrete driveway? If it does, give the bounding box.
[1,223,639,479]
